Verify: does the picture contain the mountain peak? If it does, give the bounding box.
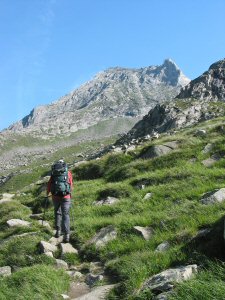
[177,58,225,100]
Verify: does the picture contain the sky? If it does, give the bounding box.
[0,0,225,130]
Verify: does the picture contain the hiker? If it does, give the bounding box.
[47,159,73,242]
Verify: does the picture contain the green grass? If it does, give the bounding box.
[2,114,225,299]
[0,264,70,300]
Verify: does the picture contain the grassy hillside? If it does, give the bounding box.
[1,114,225,299]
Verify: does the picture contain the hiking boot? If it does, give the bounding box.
[55,229,61,238]
[63,234,70,243]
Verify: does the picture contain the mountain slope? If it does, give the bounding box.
[116,58,225,145]
[5,59,189,137]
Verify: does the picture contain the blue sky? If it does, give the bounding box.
[0,0,225,130]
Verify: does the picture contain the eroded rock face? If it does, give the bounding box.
[178,59,225,101]
[201,188,225,205]
[141,265,198,293]
[88,225,117,248]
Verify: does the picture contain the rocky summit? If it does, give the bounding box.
[177,58,225,101]
[4,59,189,137]
[116,58,225,146]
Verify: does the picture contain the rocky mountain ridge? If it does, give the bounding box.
[4,59,189,137]
[115,58,225,146]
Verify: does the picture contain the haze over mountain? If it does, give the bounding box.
[4,59,189,137]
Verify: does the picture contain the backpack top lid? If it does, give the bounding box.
[51,160,68,175]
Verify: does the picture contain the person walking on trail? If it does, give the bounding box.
[47,159,73,243]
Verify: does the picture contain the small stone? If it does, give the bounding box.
[85,273,104,286]
[133,226,153,240]
[39,241,57,253]
[201,188,225,205]
[88,225,117,248]
[60,243,78,255]
[7,219,31,227]
[202,143,213,154]
[56,259,68,270]
[38,220,51,228]
[93,196,119,206]
[143,193,152,200]
[60,294,70,299]
[66,270,83,279]
[0,266,11,277]
[155,241,170,252]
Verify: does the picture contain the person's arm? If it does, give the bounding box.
[68,171,73,191]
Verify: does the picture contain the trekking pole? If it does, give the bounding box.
[42,195,50,226]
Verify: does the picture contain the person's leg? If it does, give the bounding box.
[53,199,62,237]
[61,199,71,242]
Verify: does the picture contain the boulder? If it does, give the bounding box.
[0,199,12,204]
[195,129,206,137]
[155,241,170,252]
[85,273,104,286]
[0,266,11,277]
[141,264,198,293]
[133,226,153,240]
[56,259,68,270]
[1,193,15,199]
[39,241,57,253]
[60,243,78,255]
[88,225,117,248]
[7,219,31,227]
[201,188,225,205]
[93,196,119,206]
[49,236,64,246]
[141,141,179,159]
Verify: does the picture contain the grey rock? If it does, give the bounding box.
[141,141,179,159]
[141,264,198,293]
[85,273,104,286]
[88,225,117,248]
[202,154,221,167]
[193,228,211,239]
[143,193,153,200]
[72,284,115,300]
[133,226,154,240]
[1,193,15,199]
[89,262,104,275]
[38,220,51,228]
[202,143,214,154]
[66,270,83,279]
[0,266,12,277]
[60,243,78,255]
[154,292,173,300]
[195,129,207,137]
[39,241,57,253]
[178,59,225,101]
[43,251,54,258]
[60,294,70,299]
[0,199,12,204]
[56,259,69,270]
[6,219,31,227]
[93,196,119,206]
[49,236,64,246]
[155,241,171,252]
[201,188,225,205]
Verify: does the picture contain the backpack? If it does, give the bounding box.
[50,161,71,196]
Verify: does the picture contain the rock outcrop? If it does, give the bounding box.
[177,58,225,101]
